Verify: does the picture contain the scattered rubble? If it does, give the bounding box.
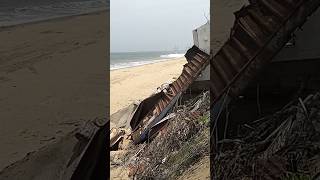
[110,91,210,179]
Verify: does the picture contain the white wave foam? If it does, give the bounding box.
[160,53,185,59]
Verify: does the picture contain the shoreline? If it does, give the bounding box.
[0,8,108,30]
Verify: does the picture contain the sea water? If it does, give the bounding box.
[0,0,109,27]
[110,51,185,70]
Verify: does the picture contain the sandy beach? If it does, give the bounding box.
[110,58,186,114]
[0,11,108,172]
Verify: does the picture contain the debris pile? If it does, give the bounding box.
[111,91,210,179]
[213,92,320,179]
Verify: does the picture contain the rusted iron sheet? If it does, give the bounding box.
[210,0,320,104]
[131,45,210,144]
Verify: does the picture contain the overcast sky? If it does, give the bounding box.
[111,0,209,52]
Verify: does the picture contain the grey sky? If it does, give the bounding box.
[111,0,209,52]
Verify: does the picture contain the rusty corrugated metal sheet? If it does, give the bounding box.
[209,0,320,104]
[131,46,210,143]
[149,46,210,117]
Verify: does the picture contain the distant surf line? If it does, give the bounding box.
[110,53,185,70]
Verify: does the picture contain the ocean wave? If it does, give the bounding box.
[160,53,185,59]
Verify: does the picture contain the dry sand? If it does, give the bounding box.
[0,11,108,172]
[110,58,186,114]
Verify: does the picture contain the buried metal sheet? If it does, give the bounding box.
[209,0,320,105]
[130,46,210,144]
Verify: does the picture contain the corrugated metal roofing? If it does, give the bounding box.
[209,0,320,104]
[131,46,210,143]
